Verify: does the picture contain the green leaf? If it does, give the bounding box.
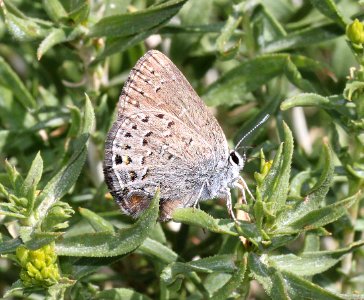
[248,253,290,299]
[95,288,152,300]
[55,191,159,256]
[281,270,343,299]
[275,144,336,233]
[1,3,49,41]
[35,136,87,224]
[289,170,312,198]
[92,28,157,64]
[281,93,330,110]
[68,0,90,24]
[309,0,347,28]
[260,4,286,37]
[4,159,23,192]
[216,3,243,60]
[3,280,23,299]
[0,130,10,151]
[0,237,22,254]
[21,152,43,199]
[37,28,66,60]
[0,56,36,109]
[89,0,187,38]
[66,105,82,138]
[161,255,236,286]
[270,240,364,276]
[42,0,68,22]
[277,193,360,234]
[25,232,63,250]
[138,238,178,264]
[79,207,115,234]
[37,26,85,59]
[210,255,247,300]
[263,23,344,53]
[203,54,326,106]
[34,97,94,226]
[172,208,238,236]
[284,57,316,92]
[259,122,293,215]
[64,256,125,280]
[81,94,95,134]
[274,142,335,231]
[21,152,42,214]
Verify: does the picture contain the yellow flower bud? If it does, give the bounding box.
[346,19,364,44]
[16,243,60,287]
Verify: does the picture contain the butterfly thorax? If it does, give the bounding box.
[199,150,244,201]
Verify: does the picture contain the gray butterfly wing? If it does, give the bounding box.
[104,50,229,220]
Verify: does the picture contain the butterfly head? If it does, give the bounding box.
[228,150,245,171]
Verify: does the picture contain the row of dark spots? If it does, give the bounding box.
[155,114,174,128]
[142,116,149,122]
[115,154,123,165]
[115,154,132,165]
[114,155,137,182]
[143,131,152,146]
[142,168,149,180]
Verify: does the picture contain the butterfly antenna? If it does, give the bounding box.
[234,114,270,150]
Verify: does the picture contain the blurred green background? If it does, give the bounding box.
[0,0,363,299]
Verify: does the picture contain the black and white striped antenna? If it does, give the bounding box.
[234,114,270,150]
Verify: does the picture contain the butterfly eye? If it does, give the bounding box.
[229,151,240,165]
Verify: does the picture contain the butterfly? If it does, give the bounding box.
[103,50,261,221]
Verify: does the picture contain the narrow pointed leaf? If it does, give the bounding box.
[277,193,359,233]
[92,28,157,64]
[270,240,364,276]
[309,0,346,28]
[1,4,49,41]
[211,255,247,300]
[172,208,237,236]
[34,97,94,225]
[263,23,344,53]
[0,237,22,254]
[79,207,115,234]
[37,28,66,60]
[138,238,178,264]
[89,0,187,38]
[21,152,43,199]
[282,270,343,299]
[161,255,235,286]
[25,232,63,250]
[68,0,90,24]
[248,253,289,299]
[203,54,326,106]
[35,136,88,222]
[42,0,67,22]
[281,93,330,110]
[275,142,334,230]
[0,57,36,109]
[260,122,293,214]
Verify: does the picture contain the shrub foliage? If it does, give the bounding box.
[0,0,363,299]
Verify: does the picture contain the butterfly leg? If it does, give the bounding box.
[235,176,255,202]
[223,188,239,223]
[192,180,208,209]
